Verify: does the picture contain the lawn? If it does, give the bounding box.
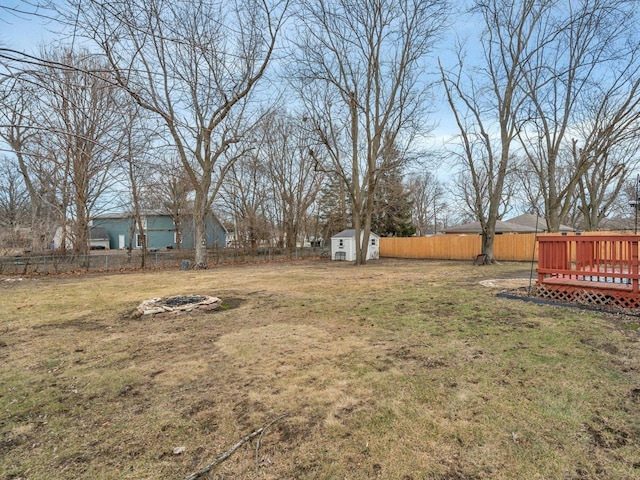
[1,259,639,479]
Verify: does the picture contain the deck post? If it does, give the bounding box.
[633,239,639,294]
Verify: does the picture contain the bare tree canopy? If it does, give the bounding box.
[1,48,128,254]
[441,0,640,263]
[516,0,640,232]
[4,0,640,262]
[0,155,30,250]
[574,76,640,230]
[406,170,446,236]
[260,111,324,253]
[218,134,274,250]
[37,48,129,255]
[292,0,448,264]
[440,0,546,262]
[56,0,289,266]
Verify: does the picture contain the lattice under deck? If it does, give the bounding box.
[536,284,640,309]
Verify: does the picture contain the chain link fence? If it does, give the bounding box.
[0,247,330,275]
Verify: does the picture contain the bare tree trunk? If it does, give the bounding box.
[481,226,495,265]
[129,166,146,268]
[74,199,89,256]
[193,194,208,269]
[175,220,182,250]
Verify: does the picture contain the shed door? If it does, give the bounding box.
[118,234,125,249]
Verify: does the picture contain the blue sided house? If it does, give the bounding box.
[92,212,227,250]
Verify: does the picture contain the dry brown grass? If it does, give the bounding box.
[1,259,640,479]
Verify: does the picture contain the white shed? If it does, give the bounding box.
[331,229,380,261]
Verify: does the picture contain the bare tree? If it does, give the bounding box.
[261,111,324,254]
[512,155,545,215]
[0,156,30,249]
[614,176,640,230]
[576,142,640,231]
[0,77,65,251]
[2,50,126,255]
[218,146,274,250]
[440,0,549,263]
[60,0,289,268]
[115,104,154,265]
[516,0,640,232]
[293,0,448,265]
[33,48,127,256]
[572,77,640,230]
[144,157,194,251]
[406,171,446,235]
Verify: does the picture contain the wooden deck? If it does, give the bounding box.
[537,234,640,308]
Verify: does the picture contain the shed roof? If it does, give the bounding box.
[332,229,380,239]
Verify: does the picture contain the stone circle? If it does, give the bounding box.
[135,295,222,316]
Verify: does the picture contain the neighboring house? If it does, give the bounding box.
[505,214,575,233]
[598,217,635,231]
[331,229,380,261]
[443,220,539,234]
[443,215,576,235]
[92,212,227,250]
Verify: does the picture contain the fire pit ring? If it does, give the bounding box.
[135,295,222,316]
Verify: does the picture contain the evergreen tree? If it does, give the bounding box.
[371,164,416,237]
[318,175,351,240]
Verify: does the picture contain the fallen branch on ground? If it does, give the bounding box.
[185,414,288,480]
[255,413,285,474]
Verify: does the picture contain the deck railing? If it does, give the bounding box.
[537,234,640,299]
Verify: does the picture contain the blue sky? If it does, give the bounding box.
[0,2,56,53]
[0,1,462,179]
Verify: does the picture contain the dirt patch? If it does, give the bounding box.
[479,278,532,289]
[31,318,109,331]
[389,345,448,368]
[219,297,244,310]
[585,416,632,449]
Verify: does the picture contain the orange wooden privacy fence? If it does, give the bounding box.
[379,232,630,262]
[379,234,537,261]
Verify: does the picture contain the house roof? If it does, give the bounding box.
[443,220,538,234]
[597,217,635,231]
[93,211,168,219]
[505,214,575,232]
[93,211,229,233]
[332,229,380,239]
[89,226,109,240]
